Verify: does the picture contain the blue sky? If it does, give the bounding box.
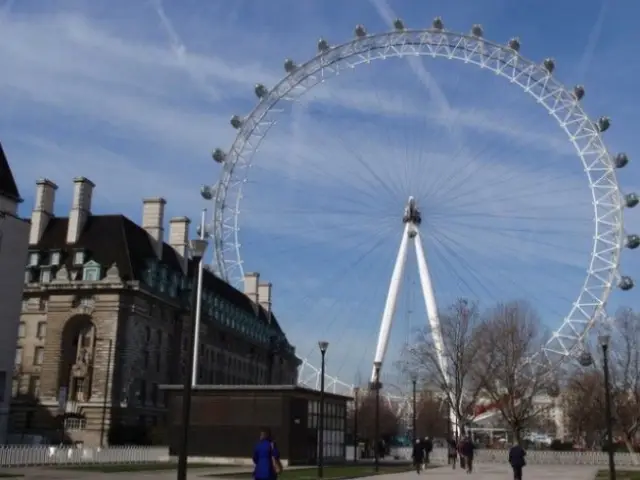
[1,0,639,389]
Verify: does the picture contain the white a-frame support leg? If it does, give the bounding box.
[370,197,459,435]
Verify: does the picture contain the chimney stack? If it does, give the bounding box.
[169,216,190,271]
[258,282,273,321]
[66,177,94,244]
[142,198,166,258]
[29,179,58,245]
[243,272,260,305]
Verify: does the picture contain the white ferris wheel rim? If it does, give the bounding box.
[211,26,625,365]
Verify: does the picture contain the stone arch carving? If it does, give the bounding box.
[58,314,96,402]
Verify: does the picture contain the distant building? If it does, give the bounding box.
[0,143,30,444]
[11,176,299,446]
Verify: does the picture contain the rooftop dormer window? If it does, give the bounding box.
[73,250,85,266]
[28,252,39,267]
[50,251,61,266]
[82,260,102,282]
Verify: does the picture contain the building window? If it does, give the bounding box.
[14,347,22,367]
[71,377,85,401]
[0,371,5,403]
[28,252,39,267]
[24,270,34,284]
[155,352,162,373]
[33,347,44,366]
[50,251,61,266]
[17,322,26,338]
[82,260,101,281]
[36,322,47,339]
[11,378,18,397]
[73,251,85,265]
[40,268,52,283]
[29,376,40,397]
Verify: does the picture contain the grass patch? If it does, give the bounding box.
[596,472,640,480]
[212,464,415,480]
[57,462,232,473]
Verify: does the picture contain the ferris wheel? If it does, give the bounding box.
[201,17,638,397]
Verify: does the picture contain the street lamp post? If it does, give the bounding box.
[410,373,417,442]
[191,209,207,387]
[318,341,329,479]
[177,239,209,480]
[600,334,616,480]
[353,387,359,463]
[371,361,382,473]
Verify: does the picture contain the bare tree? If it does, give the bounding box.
[351,390,401,440]
[405,298,486,435]
[415,390,449,438]
[474,300,556,441]
[562,369,606,447]
[610,308,640,451]
[563,308,640,451]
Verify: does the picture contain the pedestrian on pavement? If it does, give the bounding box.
[459,435,475,474]
[508,440,527,480]
[447,438,458,469]
[422,436,433,467]
[412,439,424,473]
[253,427,282,480]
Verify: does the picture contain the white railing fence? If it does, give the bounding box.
[390,446,640,467]
[0,445,169,467]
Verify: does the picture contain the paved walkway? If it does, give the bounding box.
[359,464,600,479]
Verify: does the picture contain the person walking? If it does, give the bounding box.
[508,440,527,480]
[459,435,475,474]
[411,439,424,473]
[422,436,433,467]
[447,438,458,469]
[253,427,282,480]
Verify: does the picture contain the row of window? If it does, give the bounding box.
[309,401,346,418]
[25,260,102,284]
[12,374,40,398]
[28,250,85,268]
[17,322,46,340]
[15,346,44,368]
[143,259,291,352]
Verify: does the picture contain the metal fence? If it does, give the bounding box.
[0,445,170,467]
[390,446,640,467]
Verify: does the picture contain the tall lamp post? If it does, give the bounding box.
[352,387,359,463]
[371,361,382,473]
[410,373,417,442]
[191,209,207,387]
[177,239,209,480]
[318,341,329,479]
[600,334,616,480]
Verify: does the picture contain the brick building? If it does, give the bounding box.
[10,177,299,446]
[0,143,30,444]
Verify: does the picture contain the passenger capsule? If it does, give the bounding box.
[432,17,444,30]
[619,276,634,291]
[254,84,268,99]
[196,225,210,238]
[393,18,405,31]
[573,85,585,101]
[597,116,611,132]
[355,24,367,38]
[577,350,593,367]
[543,58,555,74]
[317,38,330,52]
[212,148,226,163]
[614,153,629,168]
[200,185,213,200]
[625,193,639,208]
[507,37,520,52]
[284,59,296,73]
[471,24,483,37]
[230,115,243,129]
[626,234,640,249]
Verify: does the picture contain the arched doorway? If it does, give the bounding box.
[58,315,96,402]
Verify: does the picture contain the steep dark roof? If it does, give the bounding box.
[0,141,22,202]
[33,214,284,334]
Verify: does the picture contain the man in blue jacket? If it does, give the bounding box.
[508,440,526,480]
[253,427,282,480]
